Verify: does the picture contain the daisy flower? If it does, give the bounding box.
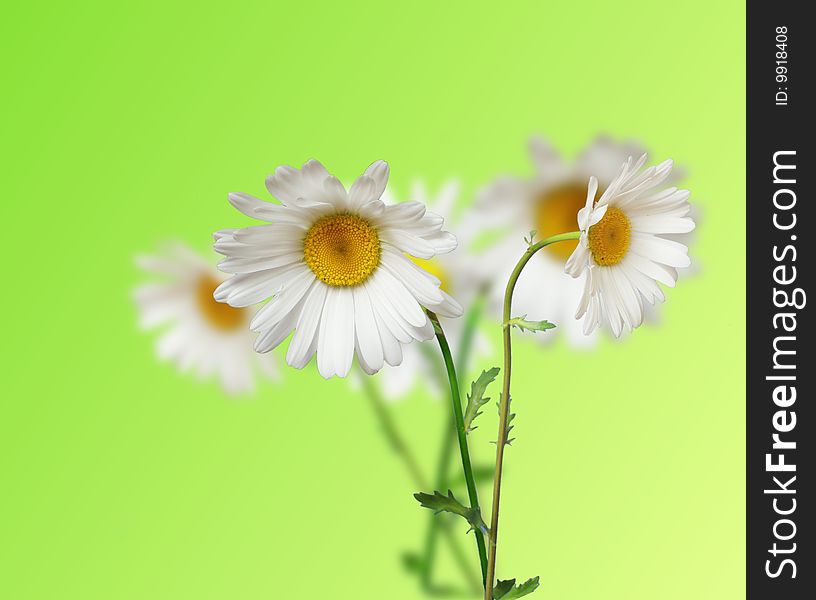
[376,180,491,398]
[469,135,670,346]
[565,154,695,336]
[213,160,463,379]
[134,243,278,395]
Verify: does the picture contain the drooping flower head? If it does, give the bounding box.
[566,154,695,336]
[134,243,278,394]
[214,160,463,379]
[468,136,664,346]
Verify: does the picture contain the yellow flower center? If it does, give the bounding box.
[409,256,449,292]
[303,213,381,286]
[196,276,246,330]
[534,182,600,261]
[587,206,631,266]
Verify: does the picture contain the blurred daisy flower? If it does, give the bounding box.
[376,180,491,398]
[469,135,684,346]
[214,160,463,379]
[566,154,694,336]
[134,243,278,395]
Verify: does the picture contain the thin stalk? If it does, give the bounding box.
[421,291,488,589]
[428,310,490,585]
[360,374,479,592]
[484,231,580,599]
[361,375,427,488]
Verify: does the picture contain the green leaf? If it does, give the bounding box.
[493,580,515,598]
[463,367,500,434]
[523,230,537,246]
[414,490,489,536]
[493,577,540,599]
[493,394,516,446]
[505,315,557,333]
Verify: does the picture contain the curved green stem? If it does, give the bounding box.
[428,310,489,585]
[422,292,488,590]
[484,231,580,599]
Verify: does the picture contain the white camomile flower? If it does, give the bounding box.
[134,243,278,395]
[468,135,663,346]
[213,160,463,379]
[376,180,491,399]
[565,154,695,336]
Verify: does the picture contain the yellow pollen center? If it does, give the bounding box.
[196,276,246,330]
[303,213,381,286]
[409,256,449,292]
[534,182,601,261]
[587,206,632,266]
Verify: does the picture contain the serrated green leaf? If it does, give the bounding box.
[493,576,540,599]
[493,394,516,446]
[523,230,537,246]
[414,490,489,536]
[505,315,557,333]
[463,367,500,434]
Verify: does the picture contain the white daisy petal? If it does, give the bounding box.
[255,304,299,353]
[627,253,678,288]
[249,268,316,331]
[577,176,599,230]
[355,343,379,375]
[431,290,464,319]
[364,160,390,199]
[374,310,404,367]
[630,233,691,268]
[218,253,303,274]
[301,159,331,194]
[370,268,427,328]
[317,287,354,378]
[366,282,413,344]
[565,242,589,278]
[347,175,377,211]
[420,230,458,254]
[215,238,299,259]
[213,228,240,241]
[322,176,348,210]
[380,251,445,305]
[376,202,426,227]
[629,214,695,234]
[286,281,328,369]
[265,165,303,205]
[352,286,385,373]
[216,264,306,307]
[228,192,272,220]
[332,289,356,377]
[381,231,436,259]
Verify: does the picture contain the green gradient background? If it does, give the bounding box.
[2,1,744,598]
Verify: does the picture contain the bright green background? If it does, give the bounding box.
[2,1,744,598]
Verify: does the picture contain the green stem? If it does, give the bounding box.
[360,374,479,592]
[422,292,487,589]
[484,231,580,599]
[361,375,427,488]
[428,310,489,585]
